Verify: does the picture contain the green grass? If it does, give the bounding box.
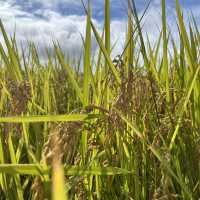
[0,0,200,199]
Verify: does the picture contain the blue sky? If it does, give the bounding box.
[0,0,200,59]
[9,0,200,20]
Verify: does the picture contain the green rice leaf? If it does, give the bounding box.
[0,114,100,123]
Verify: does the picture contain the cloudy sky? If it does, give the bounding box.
[0,0,200,59]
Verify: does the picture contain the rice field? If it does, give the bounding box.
[0,0,200,199]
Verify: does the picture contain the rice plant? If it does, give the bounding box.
[0,0,200,199]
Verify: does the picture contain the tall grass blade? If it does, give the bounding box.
[170,64,200,149]
[0,114,100,123]
[162,0,170,104]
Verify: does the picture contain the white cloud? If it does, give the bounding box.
[0,0,199,63]
[0,2,87,59]
[0,0,127,62]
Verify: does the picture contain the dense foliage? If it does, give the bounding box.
[0,0,200,199]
